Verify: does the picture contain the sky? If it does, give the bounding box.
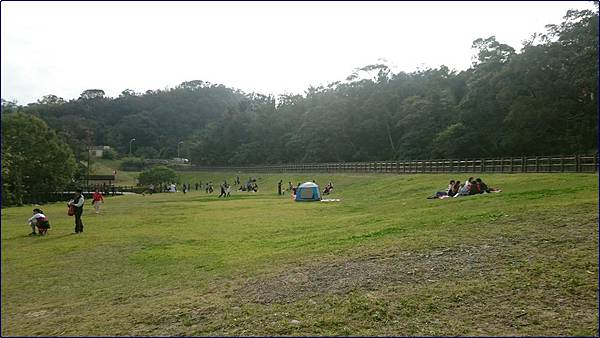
[1,1,595,104]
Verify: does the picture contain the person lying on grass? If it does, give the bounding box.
[475,177,501,193]
[427,180,455,199]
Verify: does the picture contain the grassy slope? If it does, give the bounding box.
[89,159,138,185]
[1,172,598,336]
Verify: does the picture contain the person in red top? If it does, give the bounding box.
[92,189,104,214]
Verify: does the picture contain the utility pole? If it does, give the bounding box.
[177,141,184,158]
[86,130,92,192]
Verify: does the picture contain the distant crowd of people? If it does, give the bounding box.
[25,174,340,237]
[428,177,500,199]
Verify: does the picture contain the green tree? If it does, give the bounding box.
[137,166,177,187]
[1,112,77,206]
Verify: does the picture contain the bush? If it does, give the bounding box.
[120,157,145,171]
[137,166,178,187]
[102,148,118,160]
[1,113,77,206]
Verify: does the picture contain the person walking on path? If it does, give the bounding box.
[68,189,85,234]
[278,180,282,195]
[92,189,104,214]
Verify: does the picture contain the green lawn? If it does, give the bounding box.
[89,159,139,185]
[2,172,598,336]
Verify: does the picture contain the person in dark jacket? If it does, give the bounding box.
[68,189,85,234]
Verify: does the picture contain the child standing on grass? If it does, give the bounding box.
[92,189,104,214]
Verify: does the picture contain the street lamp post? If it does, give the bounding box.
[177,141,184,158]
[129,138,136,156]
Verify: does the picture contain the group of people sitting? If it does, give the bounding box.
[428,177,500,199]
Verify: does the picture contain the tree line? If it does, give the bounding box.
[1,8,597,205]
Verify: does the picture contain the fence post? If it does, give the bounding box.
[510,158,514,173]
[481,158,485,173]
[521,156,526,173]
[595,153,598,173]
[560,155,565,172]
[575,154,580,172]
[535,156,539,172]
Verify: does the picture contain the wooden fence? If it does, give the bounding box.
[191,154,598,174]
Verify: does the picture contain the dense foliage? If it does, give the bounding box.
[1,113,77,206]
[3,8,597,167]
[137,166,178,187]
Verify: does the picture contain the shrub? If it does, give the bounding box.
[137,166,178,187]
[120,157,145,171]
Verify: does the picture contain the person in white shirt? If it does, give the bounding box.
[68,189,85,234]
[27,208,50,236]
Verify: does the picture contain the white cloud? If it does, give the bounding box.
[1,1,594,104]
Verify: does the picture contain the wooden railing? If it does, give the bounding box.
[190,154,598,174]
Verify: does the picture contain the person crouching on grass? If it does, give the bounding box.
[68,189,85,234]
[92,189,104,214]
[27,208,51,236]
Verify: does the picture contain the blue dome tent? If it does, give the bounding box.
[295,182,321,202]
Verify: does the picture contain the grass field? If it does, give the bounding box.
[1,172,598,336]
[89,159,139,185]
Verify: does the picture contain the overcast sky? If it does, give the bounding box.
[1,1,594,104]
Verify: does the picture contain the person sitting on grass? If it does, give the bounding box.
[451,180,461,196]
[469,178,481,195]
[447,180,457,197]
[454,180,470,197]
[323,182,334,195]
[27,208,51,236]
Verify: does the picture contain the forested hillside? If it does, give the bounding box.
[2,8,597,165]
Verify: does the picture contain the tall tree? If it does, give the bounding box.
[1,113,77,206]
